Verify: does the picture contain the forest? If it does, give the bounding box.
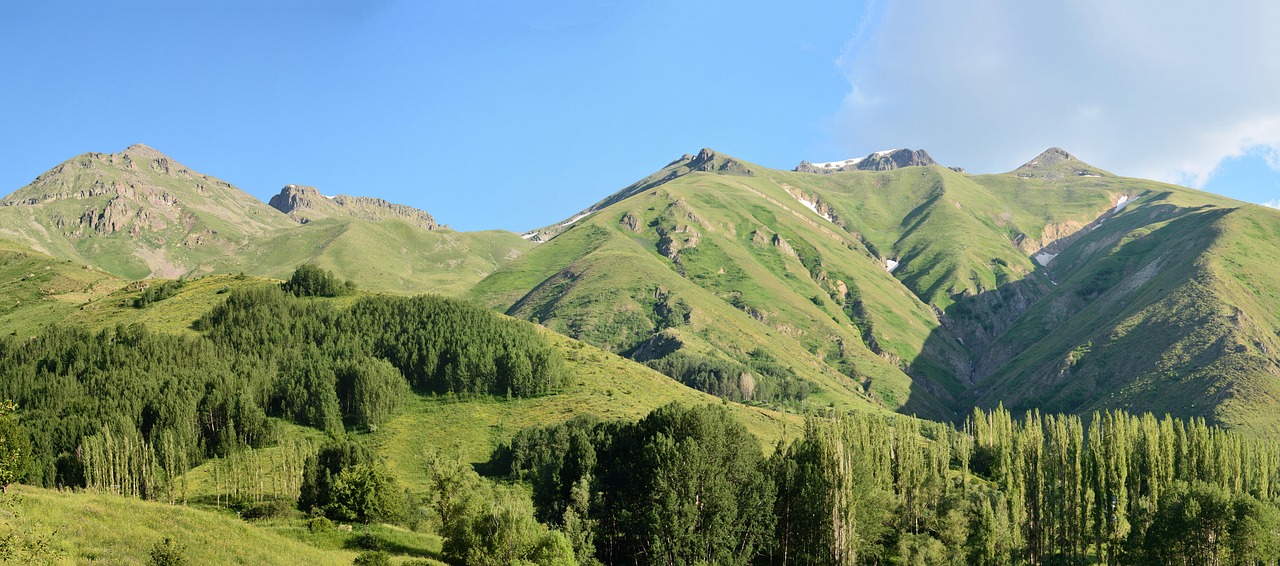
[2,266,1279,564]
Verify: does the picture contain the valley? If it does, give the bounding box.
[2,143,1280,564]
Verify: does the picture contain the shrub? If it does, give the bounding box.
[307,516,334,533]
[241,499,294,520]
[352,550,391,566]
[148,538,186,566]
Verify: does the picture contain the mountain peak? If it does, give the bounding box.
[269,184,439,230]
[796,148,937,173]
[1019,147,1076,169]
[1013,147,1108,178]
[120,143,168,160]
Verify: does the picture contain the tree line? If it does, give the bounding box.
[495,404,1280,565]
[0,267,567,500]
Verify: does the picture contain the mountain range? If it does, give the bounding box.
[4,143,1279,432]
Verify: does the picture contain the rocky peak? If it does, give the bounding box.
[796,148,938,173]
[268,184,439,230]
[686,148,753,176]
[1014,147,1107,178]
[1018,147,1076,169]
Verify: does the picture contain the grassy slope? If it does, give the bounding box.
[969,183,1280,433]
[0,146,295,280]
[0,485,363,565]
[199,217,534,297]
[0,146,533,297]
[468,159,954,417]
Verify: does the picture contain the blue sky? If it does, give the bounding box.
[3,1,1279,231]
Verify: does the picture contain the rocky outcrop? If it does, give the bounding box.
[686,148,753,176]
[796,149,938,173]
[1013,147,1108,178]
[268,184,439,230]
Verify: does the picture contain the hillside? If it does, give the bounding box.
[0,485,366,565]
[0,145,534,295]
[0,144,294,279]
[471,146,1280,433]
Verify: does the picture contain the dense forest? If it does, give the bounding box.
[0,268,566,497]
[497,405,1280,565]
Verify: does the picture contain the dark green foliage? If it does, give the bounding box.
[0,325,274,493]
[424,447,576,565]
[307,516,334,533]
[0,401,31,493]
[496,404,1280,565]
[240,499,295,521]
[148,537,186,566]
[281,263,354,297]
[132,280,185,308]
[198,287,567,398]
[4,285,556,511]
[644,351,813,404]
[351,550,391,566]
[299,438,404,524]
[497,403,775,565]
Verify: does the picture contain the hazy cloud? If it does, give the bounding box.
[1263,199,1280,210]
[835,1,1280,185]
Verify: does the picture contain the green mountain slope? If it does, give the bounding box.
[471,146,1280,433]
[471,150,966,418]
[0,145,534,295]
[0,144,294,279]
[199,217,533,296]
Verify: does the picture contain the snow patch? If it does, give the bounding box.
[323,194,335,200]
[811,157,865,170]
[1113,195,1131,213]
[885,258,900,273]
[1034,252,1057,266]
[556,212,590,228]
[792,194,835,223]
[521,232,538,240]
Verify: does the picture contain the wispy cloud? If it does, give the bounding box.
[834,1,1280,186]
[1263,199,1280,210]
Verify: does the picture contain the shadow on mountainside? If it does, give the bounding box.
[897,200,1235,424]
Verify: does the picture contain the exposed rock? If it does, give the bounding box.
[796,149,938,173]
[772,233,797,257]
[687,148,753,176]
[269,184,439,230]
[1014,147,1108,178]
[620,211,642,232]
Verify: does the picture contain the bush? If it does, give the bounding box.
[352,550,391,566]
[282,264,353,297]
[241,499,294,521]
[350,532,384,551]
[148,538,186,566]
[307,516,334,533]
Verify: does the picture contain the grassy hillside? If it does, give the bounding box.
[471,147,1280,434]
[0,145,295,280]
[0,485,366,565]
[0,145,533,297]
[967,186,1280,433]
[200,218,533,296]
[469,153,960,418]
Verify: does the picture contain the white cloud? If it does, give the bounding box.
[1263,199,1280,210]
[834,1,1280,186]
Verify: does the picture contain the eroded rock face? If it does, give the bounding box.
[268,184,439,230]
[796,149,939,173]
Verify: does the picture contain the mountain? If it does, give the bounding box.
[7,142,1280,433]
[268,184,440,230]
[795,148,939,173]
[0,145,534,295]
[472,146,1280,433]
[0,144,295,279]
